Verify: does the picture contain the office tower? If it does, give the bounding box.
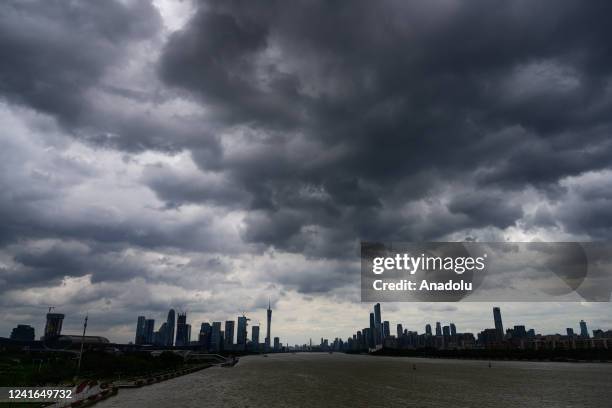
[443,325,450,336]
[156,322,168,346]
[580,320,589,338]
[211,322,222,352]
[493,307,504,339]
[44,312,65,339]
[135,316,146,344]
[237,315,248,346]
[10,324,35,341]
[374,303,382,345]
[252,325,260,345]
[383,321,390,338]
[397,324,403,338]
[566,328,574,337]
[369,312,376,347]
[435,322,442,336]
[144,319,155,344]
[225,320,235,345]
[266,299,272,350]
[274,336,280,351]
[425,324,432,335]
[175,312,188,346]
[200,323,212,349]
[450,323,457,336]
[166,309,176,346]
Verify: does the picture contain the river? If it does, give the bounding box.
[97,353,611,407]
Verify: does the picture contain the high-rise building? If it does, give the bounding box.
[443,325,450,337]
[579,320,589,338]
[199,323,212,349]
[266,299,272,350]
[225,320,235,345]
[383,321,390,338]
[144,319,155,344]
[369,312,376,347]
[135,316,146,344]
[396,324,403,338]
[44,313,64,339]
[166,309,176,346]
[211,322,222,352]
[425,324,432,335]
[450,323,457,336]
[252,325,260,345]
[374,303,382,345]
[493,307,504,339]
[175,312,189,346]
[10,324,35,341]
[237,315,248,346]
[274,336,280,351]
[155,322,168,346]
[566,328,574,337]
[435,322,442,336]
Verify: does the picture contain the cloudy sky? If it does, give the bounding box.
[1,0,611,345]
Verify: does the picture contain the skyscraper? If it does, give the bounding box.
[44,312,64,339]
[493,307,504,339]
[369,312,376,347]
[225,320,235,345]
[425,324,432,335]
[237,315,248,346]
[435,322,442,336]
[566,327,575,337]
[144,319,155,344]
[156,322,168,346]
[273,336,280,351]
[266,299,272,350]
[211,321,222,352]
[383,321,390,339]
[450,323,457,336]
[135,316,146,344]
[175,312,189,346]
[396,324,403,338]
[166,309,176,346]
[199,322,212,349]
[252,325,260,345]
[580,320,589,338]
[374,303,382,345]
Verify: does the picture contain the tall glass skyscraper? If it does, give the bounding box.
[166,309,176,346]
[580,320,589,338]
[374,303,382,345]
[135,316,146,344]
[237,315,248,346]
[493,307,504,339]
[225,320,235,345]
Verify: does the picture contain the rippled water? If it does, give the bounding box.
[97,353,612,408]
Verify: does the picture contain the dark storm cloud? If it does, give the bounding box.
[0,0,160,124]
[155,0,612,251]
[2,0,612,310]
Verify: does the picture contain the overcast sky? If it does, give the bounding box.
[1,0,611,345]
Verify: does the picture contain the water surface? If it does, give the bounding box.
[97,353,611,408]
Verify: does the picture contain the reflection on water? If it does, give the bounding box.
[97,353,612,408]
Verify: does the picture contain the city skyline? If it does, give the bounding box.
[1,0,612,347]
[5,302,610,349]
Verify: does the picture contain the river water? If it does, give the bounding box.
[97,353,611,407]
